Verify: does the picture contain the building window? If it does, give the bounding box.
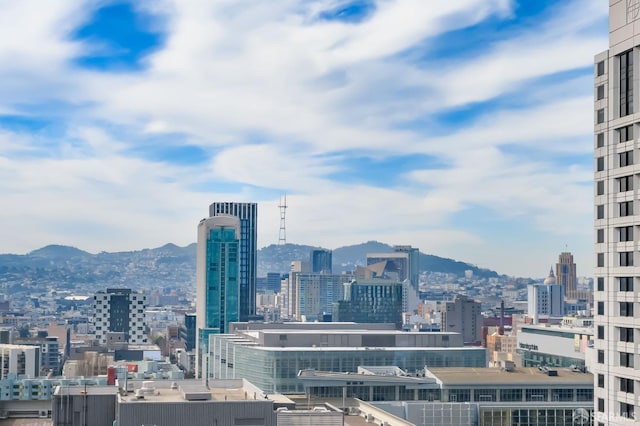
[619,277,634,292]
[597,229,605,243]
[620,201,633,217]
[620,124,634,142]
[618,175,634,192]
[620,251,634,266]
[597,277,604,291]
[620,351,635,368]
[597,84,605,100]
[620,50,633,117]
[619,327,634,343]
[619,226,634,242]
[597,132,605,147]
[576,387,594,401]
[620,151,634,167]
[598,398,605,412]
[597,253,605,267]
[598,350,605,364]
[597,60,605,76]
[597,156,605,171]
[448,389,470,402]
[596,204,605,219]
[525,389,547,401]
[620,302,634,317]
[597,325,605,339]
[598,301,605,315]
[597,108,605,124]
[597,180,605,195]
[621,402,635,419]
[598,374,605,388]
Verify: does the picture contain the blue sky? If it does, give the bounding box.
[0,0,607,277]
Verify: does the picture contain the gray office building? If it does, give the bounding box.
[207,325,486,393]
[367,245,420,291]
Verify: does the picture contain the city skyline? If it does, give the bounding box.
[0,1,607,277]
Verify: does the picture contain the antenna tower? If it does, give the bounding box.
[278,195,288,245]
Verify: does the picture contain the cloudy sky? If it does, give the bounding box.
[0,0,607,277]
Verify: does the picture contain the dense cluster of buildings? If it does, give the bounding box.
[0,196,605,424]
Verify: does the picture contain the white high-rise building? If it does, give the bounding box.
[93,289,147,345]
[527,268,564,321]
[0,344,39,379]
[594,2,640,423]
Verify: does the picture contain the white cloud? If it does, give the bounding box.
[0,0,604,276]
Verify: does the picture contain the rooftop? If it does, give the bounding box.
[520,324,593,336]
[428,367,593,386]
[117,379,293,405]
[250,330,458,336]
[238,345,484,352]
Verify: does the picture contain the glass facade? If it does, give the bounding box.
[518,350,585,370]
[204,227,239,335]
[209,202,257,322]
[333,281,403,327]
[480,408,594,426]
[208,336,486,393]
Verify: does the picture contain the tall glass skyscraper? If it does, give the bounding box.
[310,249,332,274]
[195,215,240,378]
[209,202,258,322]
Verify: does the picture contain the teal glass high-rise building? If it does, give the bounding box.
[196,215,240,378]
[209,202,257,322]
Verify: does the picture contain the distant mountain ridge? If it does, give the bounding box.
[275,241,499,278]
[0,241,499,292]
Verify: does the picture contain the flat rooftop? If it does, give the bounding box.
[249,330,458,335]
[247,346,484,352]
[520,324,593,335]
[428,367,593,386]
[117,379,293,405]
[54,386,118,396]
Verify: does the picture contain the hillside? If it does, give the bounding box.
[0,241,499,292]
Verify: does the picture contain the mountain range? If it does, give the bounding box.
[0,242,499,292]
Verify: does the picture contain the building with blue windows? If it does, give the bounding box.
[196,215,240,378]
[333,279,403,327]
[310,249,332,274]
[209,202,257,322]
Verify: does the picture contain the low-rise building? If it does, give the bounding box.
[517,324,593,371]
[298,365,595,426]
[207,326,487,393]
